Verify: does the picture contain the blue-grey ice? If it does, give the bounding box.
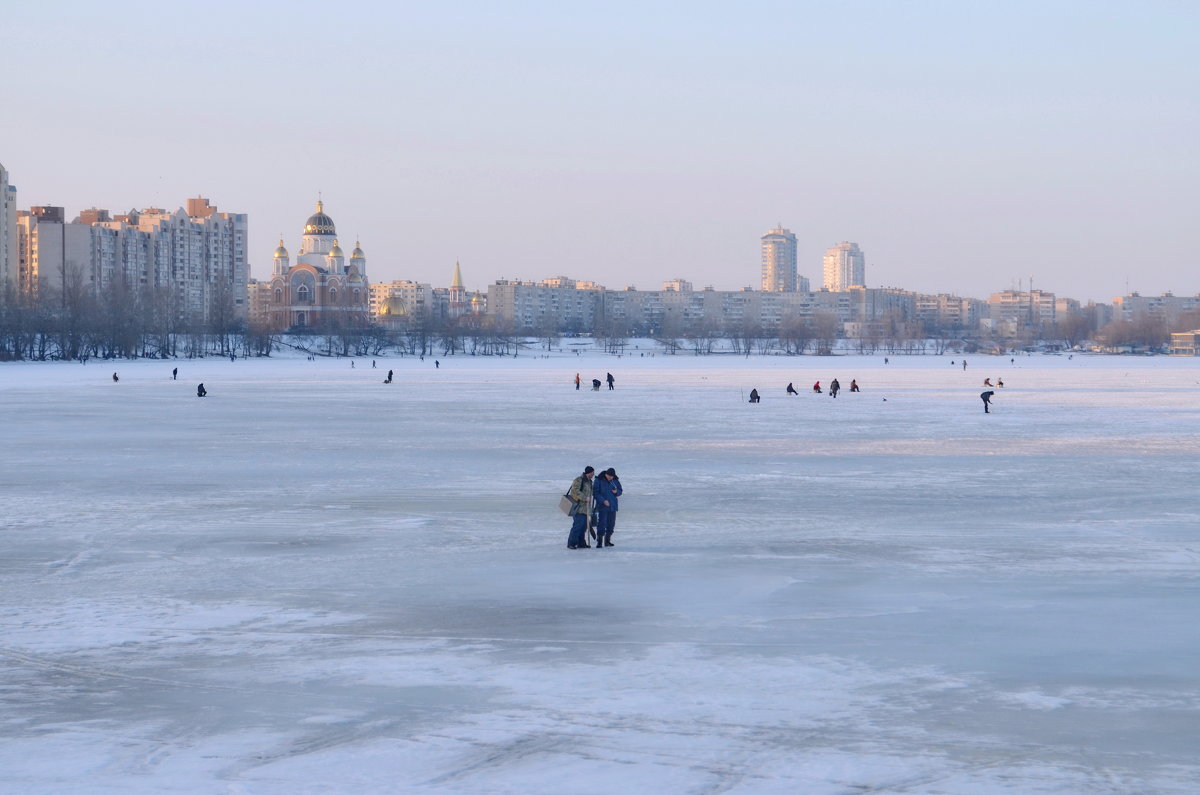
[2,351,1198,793]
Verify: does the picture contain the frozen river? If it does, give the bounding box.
[2,350,1198,793]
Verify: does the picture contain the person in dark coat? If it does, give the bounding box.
[606,372,615,390]
[786,382,798,395]
[592,378,602,391]
[830,378,841,398]
[593,468,623,547]
[172,367,178,380]
[112,373,119,382]
[566,466,595,549]
[384,369,393,384]
[197,383,207,397]
[749,388,760,403]
[981,390,994,413]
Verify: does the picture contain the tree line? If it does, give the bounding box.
[3,276,1198,361]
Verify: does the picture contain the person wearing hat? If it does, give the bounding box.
[593,468,623,547]
[566,466,595,549]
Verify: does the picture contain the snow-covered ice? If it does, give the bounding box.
[2,350,1198,793]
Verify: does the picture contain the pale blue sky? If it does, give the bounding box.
[4,0,1196,301]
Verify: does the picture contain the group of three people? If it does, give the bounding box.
[565,465,623,549]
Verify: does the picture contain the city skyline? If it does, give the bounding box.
[3,2,1195,303]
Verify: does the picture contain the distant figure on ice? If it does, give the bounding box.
[565,466,595,549]
[575,373,581,390]
[786,382,798,395]
[435,360,440,369]
[592,378,602,391]
[197,383,207,398]
[606,372,615,390]
[812,381,822,394]
[231,355,236,363]
[884,357,889,365]
[997,378,1004,388]
[384,369,393,384]
[983,378,993,387]
[112,373,119,382]
[850,379,860,392]
[829,378,841,398]
[172,367,178,381]
[749,388,761,403]
[372,360,377,369]
[981,390,994,413]
[962,360,968,371]
[351,360,355,368]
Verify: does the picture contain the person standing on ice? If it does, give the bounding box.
[172,367,178,381]
[606,372,615,390]
[566,466,595,549]
[830,378,841,398]
[981,390,994,413]
[575,373,581,390]
[593,468,622,548]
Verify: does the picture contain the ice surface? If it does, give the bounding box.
[1,349,1198,793]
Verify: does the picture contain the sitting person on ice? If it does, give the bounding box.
[197,383,207,398]
[812,381,821,394]
[749,388,760,403]
[592,378,602,391]
[983,378,993,387]
[786,382,798,395]
[850,379,860,392]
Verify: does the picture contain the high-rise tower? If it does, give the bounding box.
[0,162,15,292]
[760,226,798,292]
[822,241,865,291]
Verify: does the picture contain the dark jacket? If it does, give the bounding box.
[594,474,622,512]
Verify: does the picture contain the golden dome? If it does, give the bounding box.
[351,239,365,260]
[329,239,345,258]
[273,238,288,258]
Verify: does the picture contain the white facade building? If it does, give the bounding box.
[760,227,798,292]
[822,241,865,291]
[0,162,15,295]
[15,197,248,322]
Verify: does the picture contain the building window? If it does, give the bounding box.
[297,284,310,303]
[329,288,337,304]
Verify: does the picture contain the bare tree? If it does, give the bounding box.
[811,311,840,354]
[779,313,814,355]
[653,308,684,354]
